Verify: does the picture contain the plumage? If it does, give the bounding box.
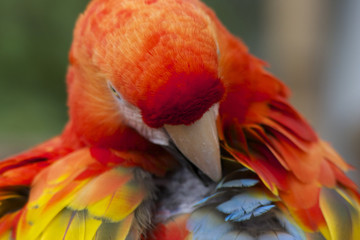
[15,148,157,240]
[153,167,309,240]
[0,0,359,239]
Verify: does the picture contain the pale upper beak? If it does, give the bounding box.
[164,104,221,181]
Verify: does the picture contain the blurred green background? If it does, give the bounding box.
[0,0,88,154]
[0,0,359,182]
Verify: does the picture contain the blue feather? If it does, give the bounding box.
[187,208,233,240]
[234,205,275,222]
[217,193,271,216]
[193,192,221,207]
[275,212,306,240]
[219,179,259,189]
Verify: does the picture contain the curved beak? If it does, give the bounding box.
[164,104,221,181]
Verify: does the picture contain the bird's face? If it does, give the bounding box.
[68,0,225,180]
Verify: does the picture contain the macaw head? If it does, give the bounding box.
[67,0,226,181]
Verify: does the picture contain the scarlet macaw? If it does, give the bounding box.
[0,0,359,239]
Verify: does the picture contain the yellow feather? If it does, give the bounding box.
[95,214,134,240]
[16,149,147,239]
[17,180,89,240]
[86,181,145,222]
[38,209,101,240]
[69,168,133,210]
[115,214,136,240]
[320,188,359,240]
[0,231,11,240]
[337,189,360,240]
[69,167,146,222]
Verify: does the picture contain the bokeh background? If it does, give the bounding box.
[1,0,359,183]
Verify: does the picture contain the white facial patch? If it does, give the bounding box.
[107,80,170,146]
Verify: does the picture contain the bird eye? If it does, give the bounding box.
[107,80,122,100]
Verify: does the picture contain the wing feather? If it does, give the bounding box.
[16,148,149,240]
[38,209,101,240]
[220,88,360,235]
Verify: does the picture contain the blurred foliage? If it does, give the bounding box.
[0,0,88,156]
[203,0,264,55]
[0,0,262,157]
